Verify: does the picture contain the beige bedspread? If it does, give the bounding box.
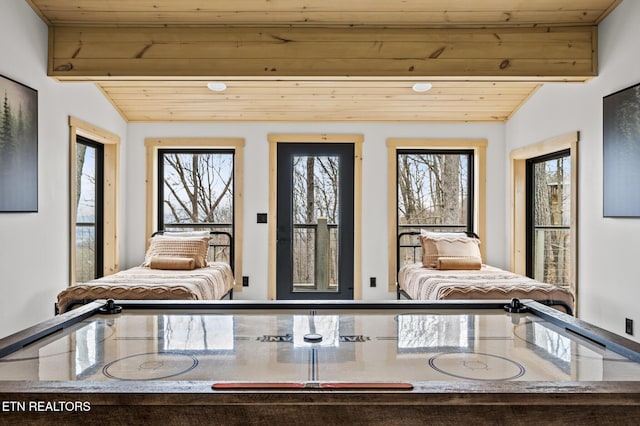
[57,263,234,313]
[398,263,574,313]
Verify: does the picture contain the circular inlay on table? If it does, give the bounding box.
[103,352,199,380]
[428,352,525,381]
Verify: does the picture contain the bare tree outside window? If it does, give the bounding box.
[531,155,571,286]
[159,150,234,262]
[75,142,99,283]
[291,155,340,288]
[397,151,472,266]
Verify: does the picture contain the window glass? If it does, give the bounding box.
[397,150,473,266]
[291,155,340,291]
[529,152,571,286]
[158,150,234,262]
[75,139,102,282]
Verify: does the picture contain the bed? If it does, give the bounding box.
[56,231,235,314]
[396,231,575,315]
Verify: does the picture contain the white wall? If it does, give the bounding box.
[13,0,637,341]
[4,0,637,343]
[125,122,507,300]
[0,0,127,338]
[506,0,640,341]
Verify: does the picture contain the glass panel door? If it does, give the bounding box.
[75,137,103,283]
[526,150,571,286]
[277,143,354,300]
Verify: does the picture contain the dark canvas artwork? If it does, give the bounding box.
[603,82,640,217]
[0,75,38,212]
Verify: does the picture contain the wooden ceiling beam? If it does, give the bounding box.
[28,0,622,27]
[49,25,597,80]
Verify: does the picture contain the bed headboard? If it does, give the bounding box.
[152,230,235,273]
[397,230,479,273]
[397,231,422,272]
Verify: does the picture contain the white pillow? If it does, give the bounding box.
[143,235,210,268]
[419,232,481,268]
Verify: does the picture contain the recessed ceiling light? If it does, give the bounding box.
[207,82,227,92]
[412,83,432,92]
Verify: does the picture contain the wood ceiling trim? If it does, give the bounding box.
[95,83,130,122]
[28,0,618,122]
[120,113,516,123]
[28,0,621,27]
[595,0,623,23]
[49,25,597,80]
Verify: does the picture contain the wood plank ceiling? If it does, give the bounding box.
[27,0,621,122]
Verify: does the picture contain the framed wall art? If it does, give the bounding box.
[603,82,640,217]
[0,74,38,212]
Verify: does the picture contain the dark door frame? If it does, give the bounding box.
[276,142,355,300]
[525,148,571,280]
[75,135,104,280]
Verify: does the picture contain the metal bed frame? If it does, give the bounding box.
[57,230,235,314]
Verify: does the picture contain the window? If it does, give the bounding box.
[510,132,578,301]
[396,150,474,267]
[69,117,120,285]
[157,149,234,262]
[526,150,571,286]
[145,138,244,291]
[387,139,487,292]
[397,150,474,231]
[75,137,104,282]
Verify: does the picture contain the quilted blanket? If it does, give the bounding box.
[57,263,234,313]
[398,263,574,313]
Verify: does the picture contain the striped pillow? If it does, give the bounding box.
[143,235,210,268]
[419,231,481,269]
